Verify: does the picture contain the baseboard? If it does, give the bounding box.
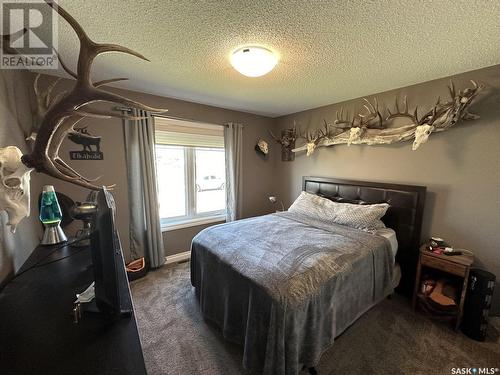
[165,251,191,265]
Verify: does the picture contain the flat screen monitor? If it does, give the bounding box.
[89,187,132,316]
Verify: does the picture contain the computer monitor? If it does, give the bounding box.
[89,187,132,316]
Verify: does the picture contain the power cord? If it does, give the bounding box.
[454,248,474,256]
[34,245,88,268]
[11,235,89,280]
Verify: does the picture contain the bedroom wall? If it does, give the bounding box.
[35,73,276,260]
[0,70,43,286]
[272,64,500,314]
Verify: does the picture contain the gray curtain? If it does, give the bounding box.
[123,109,165,269]
[224,123,243,222]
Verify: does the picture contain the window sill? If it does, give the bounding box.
[161,215,226,232]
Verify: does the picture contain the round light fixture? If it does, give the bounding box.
[230,46,278,77]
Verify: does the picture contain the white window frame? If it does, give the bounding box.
[154,118,226,230]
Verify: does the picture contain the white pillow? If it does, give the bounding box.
[288,191,389,231]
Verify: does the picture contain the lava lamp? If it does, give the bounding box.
[40,185,67,245]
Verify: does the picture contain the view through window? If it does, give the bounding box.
[154,117,226,226]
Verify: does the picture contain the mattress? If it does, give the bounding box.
[375,228,400,288]
[375,227,398,260]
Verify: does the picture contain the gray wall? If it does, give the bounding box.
[273,64,500,313]
[35,74,277,260]
[0,70,42,285]
[162,221,223,256]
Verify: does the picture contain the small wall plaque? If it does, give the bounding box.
[69,151,103,160]
[68,127,103,161]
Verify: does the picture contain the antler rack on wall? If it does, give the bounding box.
[291,80,483,156]
[1,0,168,190]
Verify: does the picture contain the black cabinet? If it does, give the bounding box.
[0,244,147,375]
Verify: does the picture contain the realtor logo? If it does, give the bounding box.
[1,0,58,69]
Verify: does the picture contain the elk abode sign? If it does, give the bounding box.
[68,127,103,160]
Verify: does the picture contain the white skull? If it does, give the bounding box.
[306,142,317,156]
[413,125,435,150]
[257,139,268,155]
[348,127,362,146]
[0,146,33,232]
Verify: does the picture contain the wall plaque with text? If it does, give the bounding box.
[69,151,103,160]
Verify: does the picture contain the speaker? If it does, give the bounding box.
[461,268,496,341]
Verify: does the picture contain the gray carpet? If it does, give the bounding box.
[131,262,500,375]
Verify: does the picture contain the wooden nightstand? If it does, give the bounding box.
[412,245,474,331]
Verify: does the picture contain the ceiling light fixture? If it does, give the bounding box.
[230,46,278,77]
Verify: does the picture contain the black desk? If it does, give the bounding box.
[0,244,147,375]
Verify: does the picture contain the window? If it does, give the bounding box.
[154,117,226,228]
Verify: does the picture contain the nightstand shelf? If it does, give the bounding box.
[412,245,474,331]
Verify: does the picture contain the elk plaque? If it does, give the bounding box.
[69,127,103,160]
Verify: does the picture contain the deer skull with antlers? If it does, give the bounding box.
[333,98,385,146]
[386,80,482,150]
[386,95,430,150]
[298,121,334,156]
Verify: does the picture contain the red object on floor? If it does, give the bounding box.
[126,257,147,281]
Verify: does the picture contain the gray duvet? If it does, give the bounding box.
[190,211,394,374]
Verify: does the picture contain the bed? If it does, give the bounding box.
[190,177,426,374]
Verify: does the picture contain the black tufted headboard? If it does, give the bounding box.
[302,176,426,296]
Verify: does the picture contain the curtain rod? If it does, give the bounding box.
[114,106,241,128]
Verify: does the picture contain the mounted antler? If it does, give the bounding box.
[29,74,65,142]
[298,122,333,156]
[332,98,385,146]
[269,122,298,161]
[292,80,483,155]
[2,1,168,190]
[359,98,384,129]
[333,107,356,129]
[386,96,420,126]
[268,129,283,145]
[269,122,297,148]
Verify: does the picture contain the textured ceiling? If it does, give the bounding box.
[44,0,500,117]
